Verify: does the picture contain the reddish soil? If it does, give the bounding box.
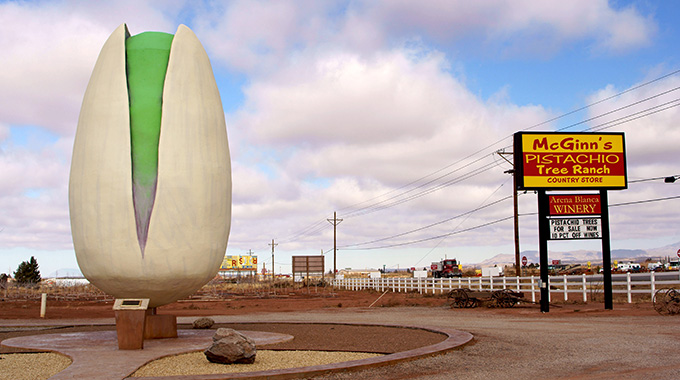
[0,288,657,320]
[0,288,445,320]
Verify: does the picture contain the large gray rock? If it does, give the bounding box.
[192,317,215,329]
[204,328,256,364]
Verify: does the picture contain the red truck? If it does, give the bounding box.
[430,258,463,278]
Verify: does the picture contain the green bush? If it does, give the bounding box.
[14,256,41,286]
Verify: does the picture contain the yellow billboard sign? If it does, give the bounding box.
[514,132,627,190]
[220,255,258,271]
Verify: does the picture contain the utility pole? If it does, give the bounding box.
[327,211,343,278]
[246,249,255,279]
[498,150,521,277]
[269,239,278,282]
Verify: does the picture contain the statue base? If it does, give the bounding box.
[113,299,177,349]
[144,312,178,339]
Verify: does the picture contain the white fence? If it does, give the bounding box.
[332,272,680,303]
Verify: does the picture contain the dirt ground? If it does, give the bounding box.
[0,288,447,320]
[0,287,658,320]
[1,288,674,379]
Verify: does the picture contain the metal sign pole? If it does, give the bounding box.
[538,190,550,313]
[600,190,613,309]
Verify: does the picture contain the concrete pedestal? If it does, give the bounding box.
[112,299,177,349]
[114,309,146,350]
[144,313,177,339]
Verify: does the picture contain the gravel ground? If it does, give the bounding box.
[0,352,71,380]
[131,350,381,377]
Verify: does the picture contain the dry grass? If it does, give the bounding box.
[1,283,111,302]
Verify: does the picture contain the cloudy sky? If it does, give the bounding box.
[1,0,679,277]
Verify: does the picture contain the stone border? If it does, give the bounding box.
[132,322,474,380]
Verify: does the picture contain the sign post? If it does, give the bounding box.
[600,190,613,309]
[514,132,627,312]
[538,191,550,312]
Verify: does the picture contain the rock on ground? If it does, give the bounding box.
[192,317,215,329]
[204,328,256,364]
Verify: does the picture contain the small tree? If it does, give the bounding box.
[13,256,41,286]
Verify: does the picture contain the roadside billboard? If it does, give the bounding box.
[514,132,627,190]
[292,256,324,274]
[220,255,258,271]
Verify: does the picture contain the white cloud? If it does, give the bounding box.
[233,47,549,183]
[0,123,9,142]
[237,49,473,146]
[586,75,680,170]
[0,1,179,136]
[195,0,656,73]
[193,0,336,72]
[225,45,553,253]
[585,75,680,241]
[0,1,673,272]
[0,139,72,250]
[360,0,656,56]
[597,4,656,52]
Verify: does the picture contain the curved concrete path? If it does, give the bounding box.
[2,330,293,379]
[2,323,473,380]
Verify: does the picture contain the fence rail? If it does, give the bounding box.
[332,272,680,303]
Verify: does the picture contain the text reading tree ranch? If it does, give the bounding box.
[514,132,627,190]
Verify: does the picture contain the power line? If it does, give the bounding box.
[518,193,680,218]
[278,218,331,244]
[342,90,680,221]
[343,158,503,219]
[629,175,680,184]
[340,194,512,249]
[410,181,511,267]
[268,97,678,249]
[266,69,680,246]
[555,89,680,132]
[342,216,515,250]
[342,175,678,251]
[526,69,680,133]
[590,101,680,133]
[343,180,512,251]
[340,155,496,217]
[336,69,680,218]
[610,195,680,208]
[352,191,680,252]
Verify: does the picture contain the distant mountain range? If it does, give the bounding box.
[475,241,680,267]
[45,242,680,276]
[47,268,84,278]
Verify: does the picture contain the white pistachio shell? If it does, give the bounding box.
[69,24,231,307]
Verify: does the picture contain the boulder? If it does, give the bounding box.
[204,328,256,364]
[192,317,215,329]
